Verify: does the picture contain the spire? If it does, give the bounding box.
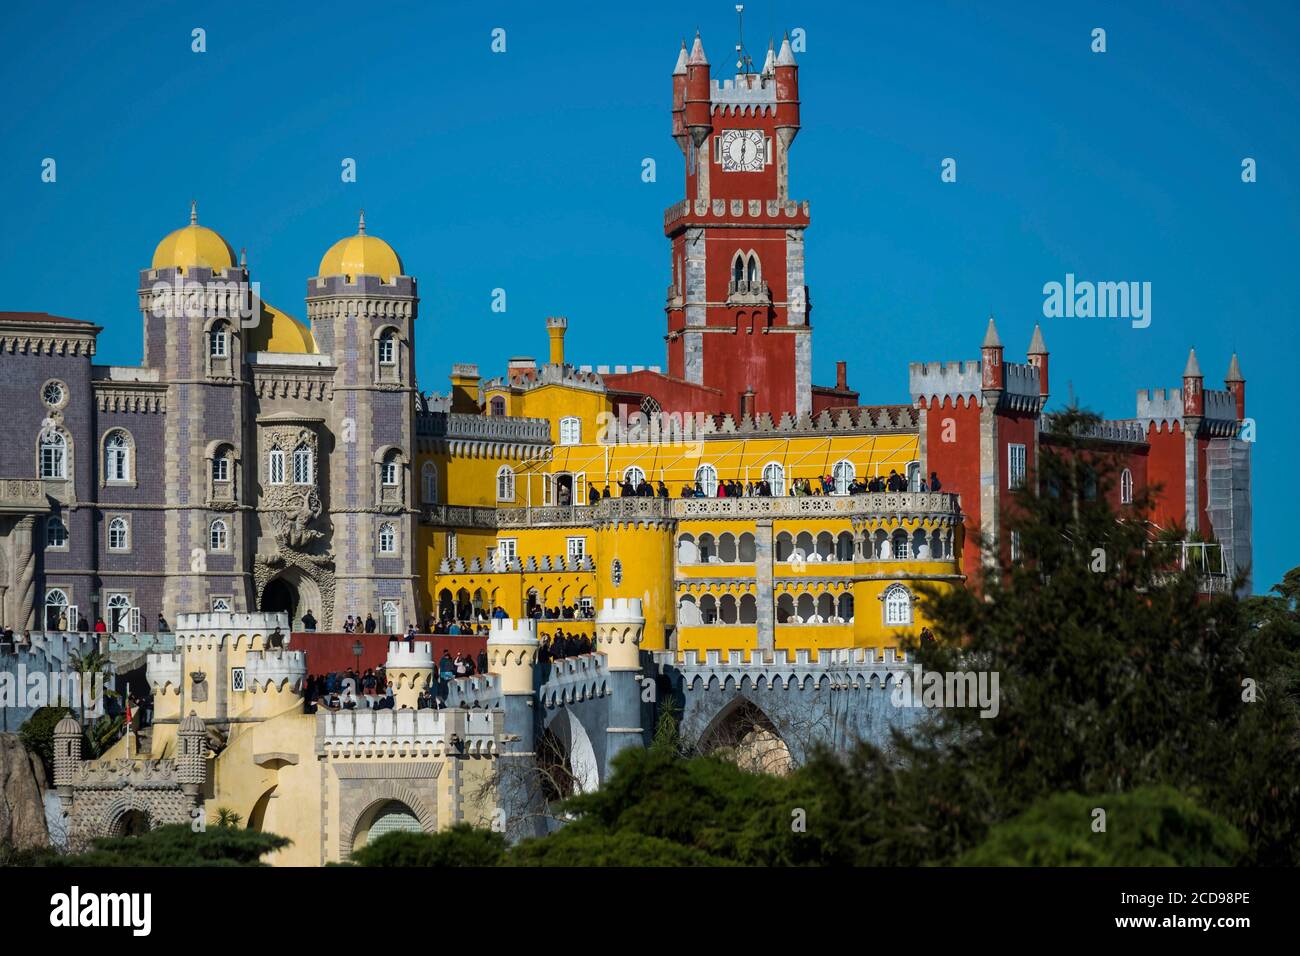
[1183,347,1202,378]
[673,39,688,75]
[239,247,247,268]
[1225,352,1244,382]
[189,199,198,225]
[1028,323,1047,355]
[762,38,775,75]
[688,31,708,65]
[358,209,366,235]
[982,315,1002,349]
[776,32,796,66]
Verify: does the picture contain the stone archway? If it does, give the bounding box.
[698,697,793,776]
[340,782,437,861]
[260,566,324,630]
[261,578,298,621]
[543,707,600,796]
[100,794,157,837]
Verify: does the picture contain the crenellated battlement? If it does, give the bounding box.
[1136,387,1184,424]
[482,363,607,394]
[385,640,434,670]
[710,73,779,106]
[658,645,912,692]
[316,708,498,758]
[175,611,289,633]
[244,648,307,693]
[909,360,983,405]
[1003,361,1042,397]
[664,197,810,230]
[488,617,539,645]
[306,272,417,297]
[595,597,645,624]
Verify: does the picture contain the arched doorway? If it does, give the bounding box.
[261,578,298,622]
[351,799,423,851]
[110,808,152,837]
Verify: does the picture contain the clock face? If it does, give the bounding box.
[721,129,766,172]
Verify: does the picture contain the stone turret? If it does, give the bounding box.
[385,640,433,709]
[595,598,647,767]
[595,597,645,671]
[486,618,543,839]
[53,714,82,798]
[177,710,207,801]
[487,617,539,696]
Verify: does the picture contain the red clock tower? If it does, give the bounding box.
[664,32,809,418]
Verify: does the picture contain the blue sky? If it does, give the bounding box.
[2,0,1297,591]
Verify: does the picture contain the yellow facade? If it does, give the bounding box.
[422,320,965,659]
[100,621,499,866]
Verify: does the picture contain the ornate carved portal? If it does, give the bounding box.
[256,424,336,629]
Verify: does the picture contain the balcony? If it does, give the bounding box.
[0,479,47,514]
[671,491,961,521]
[726,278,771,306]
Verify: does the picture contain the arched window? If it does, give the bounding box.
[104,430,132,482]
[209,322,229,357]
[381,453,400,486]
[883,584,913,626]
[107,516,129,551]
[496,465,515,502]
[422,462,438,503]
[209,519,228,551]
[381,600,400,633]
[490,396,506,416]
[559,417,581,445]
[747,253,759,283]
[762,461,785,496]
[1120,468,1134,505]
[377,331,396,365]
[378,522,397,554]
[732,254,745,285]
[40,429,67,479]
[640,395,661,417]
[268,448,286,485]
[623,466,646,488]
[44,589,69,631]
[832,460,855,495]
[46,516,68,549]
[106,594,132,633]
[292,443,313,485]
[695,463,719,497]
[212,455,230,483]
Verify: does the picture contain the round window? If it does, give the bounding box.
[42,381,66,407]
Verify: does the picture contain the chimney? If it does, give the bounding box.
[739,387,756,421]
[835,361,847,391]
[449,364,480,414]
[546,316,568,366]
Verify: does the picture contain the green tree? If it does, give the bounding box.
[349,824,507,867]
[956,787,1247,867]
[808,407,1300,865]
[19,824,289,867]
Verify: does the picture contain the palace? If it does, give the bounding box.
[1,29,1253,860]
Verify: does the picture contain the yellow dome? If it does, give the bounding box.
[152,202,236,274]
[248,301,317,354]
[318,212,403,281]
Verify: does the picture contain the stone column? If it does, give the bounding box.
[13,516,38,630]
[754,519,775,653]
